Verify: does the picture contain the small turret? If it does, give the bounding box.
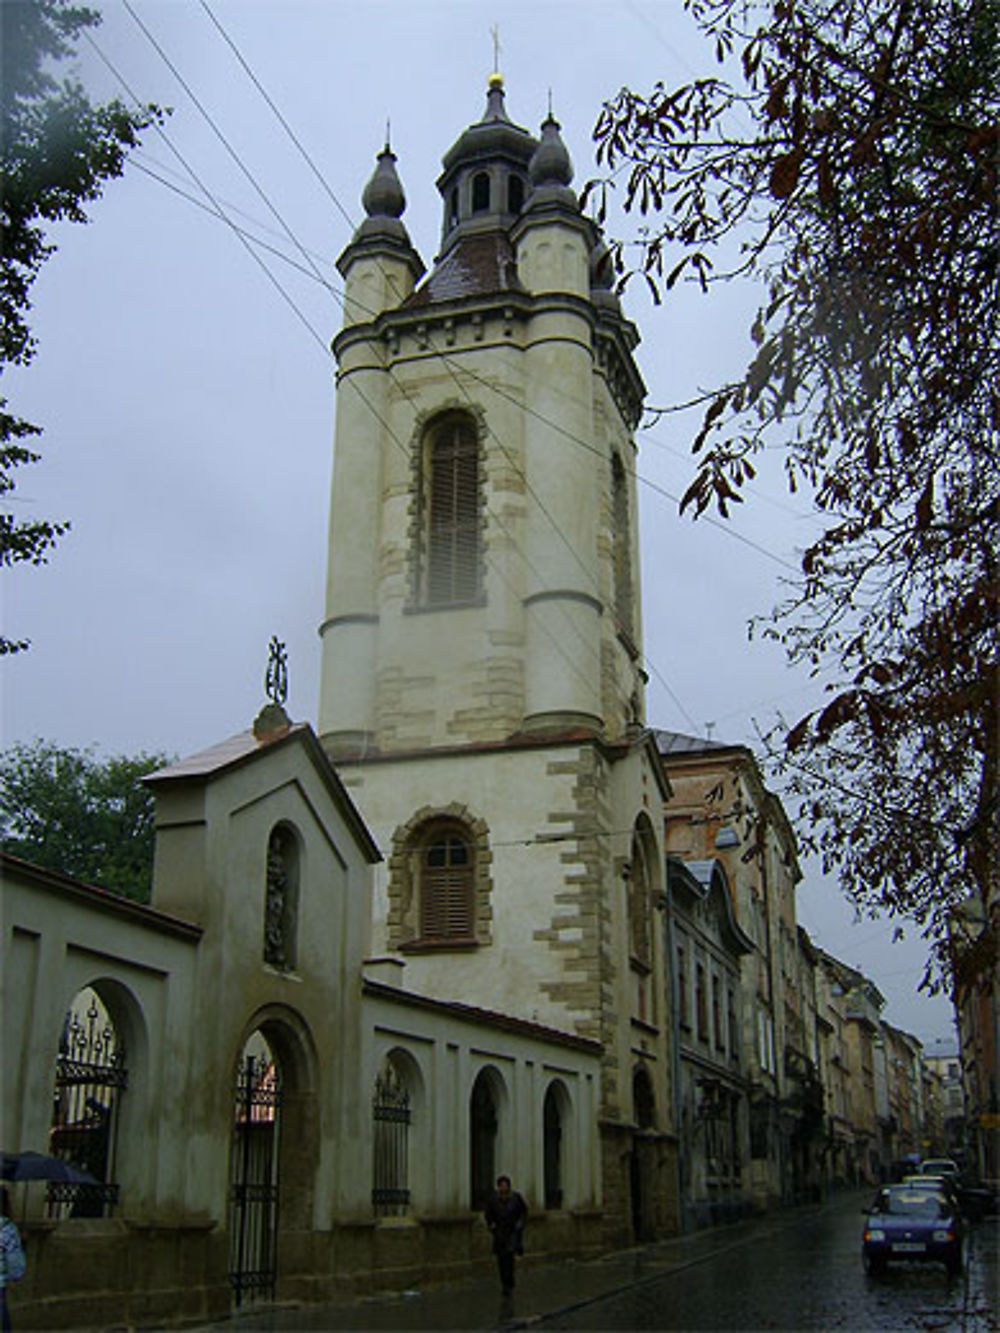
[435,74,537,255]
[337,140,424,325]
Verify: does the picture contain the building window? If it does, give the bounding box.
[728,989,740,1065]
[419,822,474,941]
[263,824,299,970]
[508,174,525,214]
[543,1083,564,1209]
[627,837,651,967]
[696,963,708,1042]
[470,1070,499,1209]
[387,804,493,952]
[611,453,633,640]
[633,1064,656,1129]
[471,171,491,212]
[418,412,482,606]
[712,973,724,1050]
[677,945,689,1030]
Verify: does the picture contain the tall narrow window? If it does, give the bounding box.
[627,836,651,967]
[425,414,481,605]
[471,171,490,212]
[543,1084,563,1209]
[696,963,708,1041]
[420,822,474,941]
[470,1071,498,1209]
[611,454,633,639]
[264,824,299,970]
[712,973,724,1049]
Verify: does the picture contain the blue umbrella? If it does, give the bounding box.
[1,1151,97,1184]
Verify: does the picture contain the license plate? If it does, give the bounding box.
[892,1242,926,1253]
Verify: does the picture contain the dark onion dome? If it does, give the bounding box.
[362,144,407,219]
[337,142,424,284]
[528,114,573,188]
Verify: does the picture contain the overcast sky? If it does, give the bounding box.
[1,0,955,1045]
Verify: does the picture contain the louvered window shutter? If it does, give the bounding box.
[420,832,473,940]
[428,418,479,604]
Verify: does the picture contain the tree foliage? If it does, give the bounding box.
[0,739,171,901]
[1,0,162,652]
[593,0,999,989]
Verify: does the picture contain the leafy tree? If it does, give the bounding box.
[592,0,999,989]
[0,739,172,901]
[1,0,163,653]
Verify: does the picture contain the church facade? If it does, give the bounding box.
[2,77,679,1329]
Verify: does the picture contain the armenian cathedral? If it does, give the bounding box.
[2,76,683,1327]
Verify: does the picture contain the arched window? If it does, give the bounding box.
[611,453,633,640]
[421,413,481,606]
[508,174,525,214]
[628,833,651,967]
[388,805,493,952]
[470,1069,499,1209]
[49,988,127,1219]
[471,171,490,212]
[543,1083,565,1209]
[263,824,299,970]
[419,821,474,942]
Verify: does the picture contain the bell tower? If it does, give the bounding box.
[318,76,678,1242]
[319,75,647,756]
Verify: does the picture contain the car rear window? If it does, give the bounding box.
[884,1190,944,1215]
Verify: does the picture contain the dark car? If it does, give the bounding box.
[862,1185,964,1276]
[908,1169,999,1220]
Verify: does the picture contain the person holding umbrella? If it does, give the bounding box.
[0,1187,26,1332]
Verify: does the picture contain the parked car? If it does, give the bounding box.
[915,1163,998,1220]
[902,1173,961,1211]
[919,1157,961,1179]
[862,1184,964,1276]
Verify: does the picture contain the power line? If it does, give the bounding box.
[191,4,673,718]
[104,8,796,738]
[85,30,332,361]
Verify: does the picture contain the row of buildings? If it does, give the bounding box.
[3,71,994,1329]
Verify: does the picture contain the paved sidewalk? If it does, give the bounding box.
[187,1195,847,1332]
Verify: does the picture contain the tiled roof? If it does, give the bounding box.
[145,726,308,781]
[404,232,524,308]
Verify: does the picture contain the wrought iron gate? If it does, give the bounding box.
[49,997,127,1219]
[228,1053,282,1306]
[372,1064,410,1215]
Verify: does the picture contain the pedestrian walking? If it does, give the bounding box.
[484,1174,527,1295]
[0,1188,26,1333]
